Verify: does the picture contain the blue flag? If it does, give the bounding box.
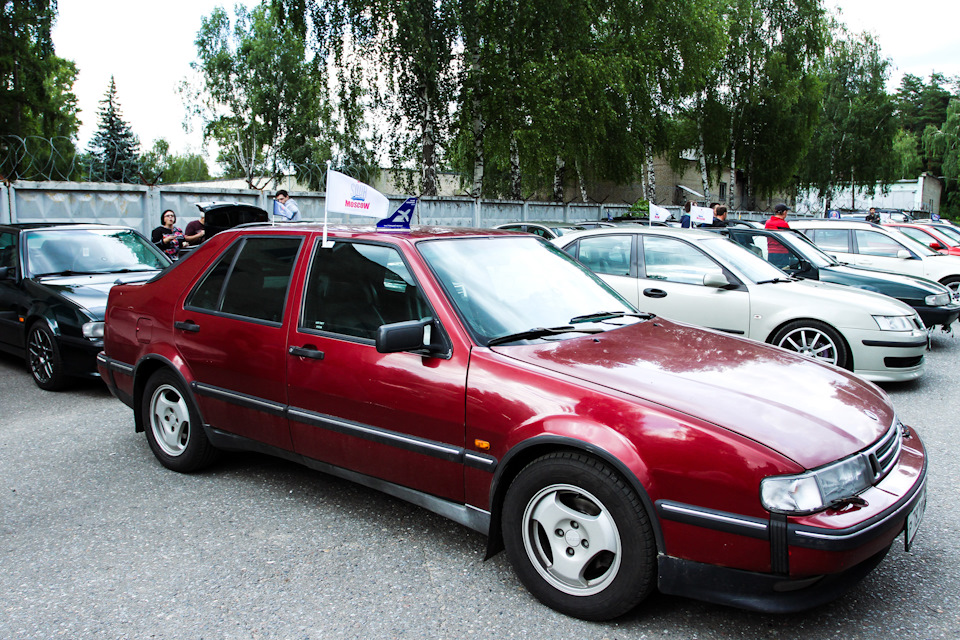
[377,197,418,230]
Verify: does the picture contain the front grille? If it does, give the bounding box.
[865,421,902,482]
[884,355,924,368]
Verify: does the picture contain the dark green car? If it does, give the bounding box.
[720,227,960,331]
[0,223,170,390]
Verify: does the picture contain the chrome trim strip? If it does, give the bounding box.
[193,382,286,415]
[660,502,769,531]
[98,353,134,375]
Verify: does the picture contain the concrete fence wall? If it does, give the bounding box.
[1,181,653,233]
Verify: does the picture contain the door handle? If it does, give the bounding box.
[643,288,667,299]
[174,320,200,333]
[289,345,324,360]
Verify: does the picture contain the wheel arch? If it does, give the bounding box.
[484,435,664,560]
[764,316,853,370]
[132,355,204,434]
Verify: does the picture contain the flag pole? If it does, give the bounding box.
[322,160,331,248]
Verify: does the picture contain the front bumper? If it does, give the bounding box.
[655,427,926,612]
[848,326,927,382]
[914,302,960,328]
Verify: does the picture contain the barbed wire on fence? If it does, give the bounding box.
[0,135,393,192]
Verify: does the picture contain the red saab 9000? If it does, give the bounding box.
[98,224,926,620]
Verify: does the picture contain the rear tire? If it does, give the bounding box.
[502,452,656,620]
[140,370,218,472]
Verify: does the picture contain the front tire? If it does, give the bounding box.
[939,275,960,297]
[27,322,67,391]
[770,319,850,370]
[502,452,656,621]
[140,370,218,472]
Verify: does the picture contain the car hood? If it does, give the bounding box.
[768,278,916,315]
[822,264,948,296]
[37,272,159,318]
[496,318,893,469]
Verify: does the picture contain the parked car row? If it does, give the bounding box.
[0,212,934,621]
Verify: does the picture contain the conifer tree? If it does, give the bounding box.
[86,76,140,182]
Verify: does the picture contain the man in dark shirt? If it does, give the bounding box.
[184,211,206,245]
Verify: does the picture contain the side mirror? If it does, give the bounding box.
[897,250,912,259]
[930,242,943,251]
[376,317,438,355]
[0,266,10,280]
[703,272,731,288]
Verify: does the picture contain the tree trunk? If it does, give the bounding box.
[729,115,737,210]
[645,147,656,203]
[509,135,521,199]
[698,131,710,201]
[469,46,483,198]
[421,84,437,196]
[575,158,589,203]
[553,156,565,202]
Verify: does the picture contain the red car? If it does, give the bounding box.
[886,222,960,256]
[98,224,927,620]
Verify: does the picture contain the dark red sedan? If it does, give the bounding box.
[98,224,927,620]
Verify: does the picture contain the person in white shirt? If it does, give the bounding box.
[274,190,301,222]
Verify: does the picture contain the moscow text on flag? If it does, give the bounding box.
[326,170,390,219]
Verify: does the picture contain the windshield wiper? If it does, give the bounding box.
[34,270,103,277]
[755,277,794,284]
[568,310,655,324]
[487,325,604,346]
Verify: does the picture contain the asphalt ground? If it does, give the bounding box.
[1,333,959,640]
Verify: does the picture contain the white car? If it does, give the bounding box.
[553,227,928,382]
[790,219,960,295]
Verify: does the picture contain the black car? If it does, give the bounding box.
[718,227,960,330]
[0,223,170,389]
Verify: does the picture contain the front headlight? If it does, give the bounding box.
[82,321,105,339]
[926,292,950,306]
[873,315,914,331]
[760,454,873,515]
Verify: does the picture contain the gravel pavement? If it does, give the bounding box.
[1,334,959,640]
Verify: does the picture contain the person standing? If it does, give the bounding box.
[765,204,790,230]
[274,190,301,222]
[765,204,791,267]
[865,207,880,224]
[680,201,693,228]
[151,209,186,260]
[184,211,206,245]
[705,205,730,227]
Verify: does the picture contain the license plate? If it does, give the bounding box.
[905,486,926,552]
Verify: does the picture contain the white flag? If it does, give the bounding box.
[691,205,713,225]
[326,170,390,219]
[649,203,670,222]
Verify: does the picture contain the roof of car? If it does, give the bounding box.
[214,223,521,242]
[0,222,129,232]
[554,225,721,243]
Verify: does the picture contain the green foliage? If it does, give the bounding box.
[797,29,898,199]
[139,139,212,184]
[895,73,954,174]
[85,77,141,183]
[893,130,922,180]
[0,0,81,180]
[186,3,334,189]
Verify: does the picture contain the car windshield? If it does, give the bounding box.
[551,226,587,236]
[418,236,639,344]
[774,232,837,267]
[932,224,960,245]
[700,236,790,282]
[884,228,940,256]
[24,228,169,276]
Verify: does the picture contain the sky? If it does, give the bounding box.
[52,0,960,161]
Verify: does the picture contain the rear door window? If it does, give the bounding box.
[186,236,303,324]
